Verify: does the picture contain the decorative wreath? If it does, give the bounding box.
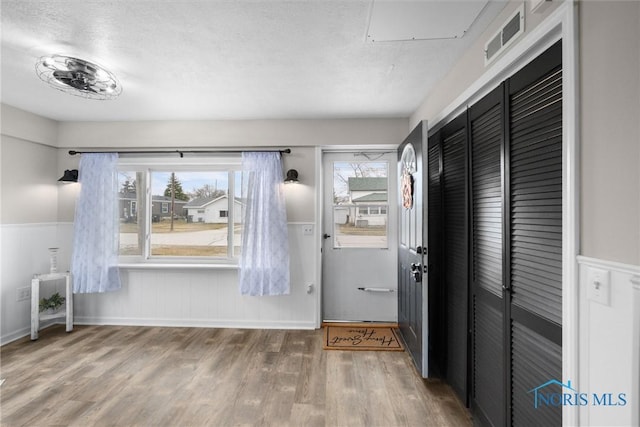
[400,144,416,209]
[401,171,413,209]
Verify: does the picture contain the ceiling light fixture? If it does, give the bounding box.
[35,55,122,100]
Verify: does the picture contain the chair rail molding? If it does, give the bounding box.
[577,255,640,427]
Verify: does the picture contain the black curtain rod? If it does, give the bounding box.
[68,148,291,157]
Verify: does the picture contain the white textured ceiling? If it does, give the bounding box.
[1,1,506,122]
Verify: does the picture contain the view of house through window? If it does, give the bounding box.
[332,161,388,248]
[118,169,243,260]
[119,171,144,256]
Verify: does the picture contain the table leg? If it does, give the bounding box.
[66,274,73,333]
[31,278,39,340]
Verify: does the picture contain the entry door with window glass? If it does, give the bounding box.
[322,152,398,322]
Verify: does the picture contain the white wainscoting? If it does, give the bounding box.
[69,223,319,330]
[0,223,72,345]
[577,256,640,426]
[2,223,318,344]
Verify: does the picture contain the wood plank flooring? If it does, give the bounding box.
[0,325,471,426]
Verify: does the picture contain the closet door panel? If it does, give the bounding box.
[472,103,503,298]
[427,134,446,377]
[442,115,469,403]
[432,40,563,426]
[473,293,504,427]
[470,86,504,427]
[508,41,563,425]
[511,321,562,426]
[509,65,563,326]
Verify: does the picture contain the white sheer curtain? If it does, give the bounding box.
[239,152,290,296]
[71,153,122,293]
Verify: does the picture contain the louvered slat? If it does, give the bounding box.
[443,126,468,400]
[474,294,504,426]
[511,321,562,426]
[473,104,503,297]
[470,95,505,427]
[427,139,445,377]
[510,67,563,326]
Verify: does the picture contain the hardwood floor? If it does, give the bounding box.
[0,325,471,426]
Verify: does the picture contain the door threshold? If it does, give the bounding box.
[321,320,399,328]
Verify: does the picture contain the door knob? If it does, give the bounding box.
[323,233,331,239]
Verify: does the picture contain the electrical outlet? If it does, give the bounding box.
[302,225,313,236]
[16,287,31,302]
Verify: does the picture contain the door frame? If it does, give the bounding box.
[320,149,399,322]
[420,3,579,425]
[397,123,431,378]
[314,145,400,327]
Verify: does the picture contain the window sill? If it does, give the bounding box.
[118,263,238,270]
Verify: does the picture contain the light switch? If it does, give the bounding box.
[587,266,610,306]
[302,225,313,236]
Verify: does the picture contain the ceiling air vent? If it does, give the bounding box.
[484,5,525,66]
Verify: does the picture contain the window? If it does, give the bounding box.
[118,156,242,263]
[332,161,389,248]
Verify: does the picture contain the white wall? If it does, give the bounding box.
[0,105,67,343]
[0,135,59,224]
[1,104,58,148]
[1,104,407,343]
[57,118,408,149]
[410,0,561,129]
[580,1,640,266]
[576,4,640,424]
[72,223,317,329]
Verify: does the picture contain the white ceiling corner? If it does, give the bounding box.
[367,0,490,42]
[0,1,507,122]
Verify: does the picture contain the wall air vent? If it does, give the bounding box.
[484,5,525,66]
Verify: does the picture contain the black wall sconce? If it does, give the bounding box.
[285,169,299,183]
[58,169,78,182]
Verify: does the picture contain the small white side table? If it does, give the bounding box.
[31,272,73,340]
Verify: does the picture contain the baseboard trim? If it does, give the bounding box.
[2,318,318,346]
[0,321,62,346]
[321,321,399,328]
[0,327,31,346]
[74,316,317,330]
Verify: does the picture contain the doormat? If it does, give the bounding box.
[323,325,404,351]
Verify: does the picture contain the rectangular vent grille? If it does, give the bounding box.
[485,5,525,66]
[502,12,521,44]
[486,33,502,61]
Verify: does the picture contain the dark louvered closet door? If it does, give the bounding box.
[470,86,504,427]
[441,113,469,403]
[508,41,562,426]
[427,133,445,377]
[429,40,562,426]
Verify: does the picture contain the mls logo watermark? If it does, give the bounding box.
[529,379,627,408]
